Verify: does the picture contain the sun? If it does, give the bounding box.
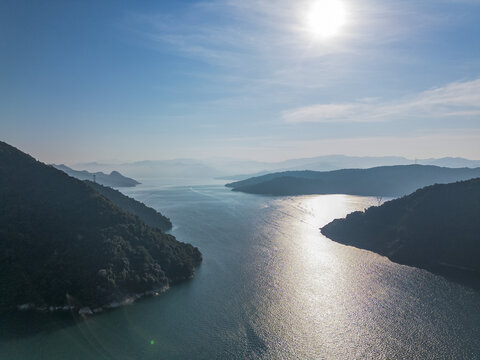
[306,0,347,38]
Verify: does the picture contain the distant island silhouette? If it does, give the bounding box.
[52,164,140,188]
[321,178,480,290]
[0,141,201,315]
[226,165,480,197]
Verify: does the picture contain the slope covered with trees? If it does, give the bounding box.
[321,178,480,289]
[85,181,172,232]
[0,141,201,313]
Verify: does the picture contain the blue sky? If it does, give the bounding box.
[1,0,480,164]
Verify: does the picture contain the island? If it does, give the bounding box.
[321,178,480,289]
[226,165,480,197]
[0,141,202,314]
[52,164,140,188]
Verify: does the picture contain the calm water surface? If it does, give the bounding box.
[1,183,480,359]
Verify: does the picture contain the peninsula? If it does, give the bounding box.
[321,178,480,289]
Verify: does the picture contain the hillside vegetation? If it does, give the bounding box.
[0,141,201,312]
[86,181,172,232]
[321,178,480,289]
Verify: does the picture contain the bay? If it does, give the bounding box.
[1,182,479,359]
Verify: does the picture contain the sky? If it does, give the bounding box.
[1,0,480,164]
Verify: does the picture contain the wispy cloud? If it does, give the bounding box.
[283,78,480,123]
[124,0,443,82]
[271,128,480,160]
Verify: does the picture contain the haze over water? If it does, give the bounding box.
[2,182,480,359]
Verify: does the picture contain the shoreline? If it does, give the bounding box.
[15,285,170,316]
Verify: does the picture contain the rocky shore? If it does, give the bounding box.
[16,285,169,316]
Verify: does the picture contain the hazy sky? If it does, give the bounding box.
[1,0,480,164]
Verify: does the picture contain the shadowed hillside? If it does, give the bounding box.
[321,178,480,289]
[0,141,201,313]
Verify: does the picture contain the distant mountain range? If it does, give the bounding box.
[75,159,226,183]
[0,141,201,314]
[74,155,480,183]
[219,155,480,181]
[52,164,140,188]
[321,178,480,290]
[226,165,480,197]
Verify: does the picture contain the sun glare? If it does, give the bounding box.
[306,0,347,38]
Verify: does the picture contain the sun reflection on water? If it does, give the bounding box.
[5,188,480,359]
[249,194,382,358]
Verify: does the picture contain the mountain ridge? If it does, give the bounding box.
[52,164,140,188]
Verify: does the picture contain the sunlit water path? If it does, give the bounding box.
[1,184,479,359]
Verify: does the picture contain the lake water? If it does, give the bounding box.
[1,183,480,359]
